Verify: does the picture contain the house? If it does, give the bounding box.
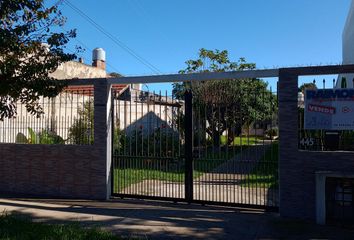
[0,48,180,144]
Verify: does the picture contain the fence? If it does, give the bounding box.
[112,78,279,209]
[0,88,94,145]
[112,88,186,199]
[191,83,278,206]
[1,65,354,221]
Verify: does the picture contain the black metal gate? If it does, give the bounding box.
[112,84,279,210]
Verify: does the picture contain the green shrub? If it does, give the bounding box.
[16,128,64,144]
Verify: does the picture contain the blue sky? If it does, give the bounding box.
[54,0,352,91]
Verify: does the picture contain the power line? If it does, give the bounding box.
[64,0,161,73]
[44,1,124,75]
[61,26,123,74]
[62,0,161,74]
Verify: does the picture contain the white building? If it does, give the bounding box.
[337,0,354,88]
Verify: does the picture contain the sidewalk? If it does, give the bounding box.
[0,198,353,239]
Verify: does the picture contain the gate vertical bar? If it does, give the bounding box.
[185,90,193,202]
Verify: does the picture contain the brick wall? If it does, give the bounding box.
[0,144,106,199]
[278,69,354,220]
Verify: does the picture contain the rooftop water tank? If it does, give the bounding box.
[92,48,106,62]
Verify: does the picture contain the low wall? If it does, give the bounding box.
[279,149,354,220]
[0,144,107,199]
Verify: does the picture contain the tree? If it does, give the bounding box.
[108,72,123,78]
[173,48,276,147]
[0,0,77,120]
[298,82,317,93]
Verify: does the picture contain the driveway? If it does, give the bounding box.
[122,143,278,206]
[0,198,353,239]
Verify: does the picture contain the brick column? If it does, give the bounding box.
[278,69,301,218]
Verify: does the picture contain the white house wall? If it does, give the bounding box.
[50,61,107,80]
[115,99,178,135]
[337,0,354,88]
[0,93,93,143]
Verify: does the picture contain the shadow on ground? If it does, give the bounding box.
[0,197,353,239]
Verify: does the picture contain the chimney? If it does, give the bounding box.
[92,48,106,71]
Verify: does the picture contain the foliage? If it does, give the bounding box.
[67,100,126,146]
[173,48,277,147]
[108,72,123,78]
[0,213,119,240]
[298,83,317,93]
[15,127,64,144]
[265,128,278,139]
[173,48,256,99]
[36,128,64,144]
[0,0,77,120]
[68,101,94,144]
[33,127,64,144]
[113,125,125,150]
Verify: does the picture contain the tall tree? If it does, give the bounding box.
[173,49,276,147]
[0,0,76,120]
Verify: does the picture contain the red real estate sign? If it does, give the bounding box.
[305,89,354,130]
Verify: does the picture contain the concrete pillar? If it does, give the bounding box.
[94,79,112,200]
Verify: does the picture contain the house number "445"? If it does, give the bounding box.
[299,138,314,146]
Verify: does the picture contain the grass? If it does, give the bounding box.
[0,213,119,240]
[114,168,203,192]
[113,148,240,192]
[240,142,278,188]
[220,135,260,146]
